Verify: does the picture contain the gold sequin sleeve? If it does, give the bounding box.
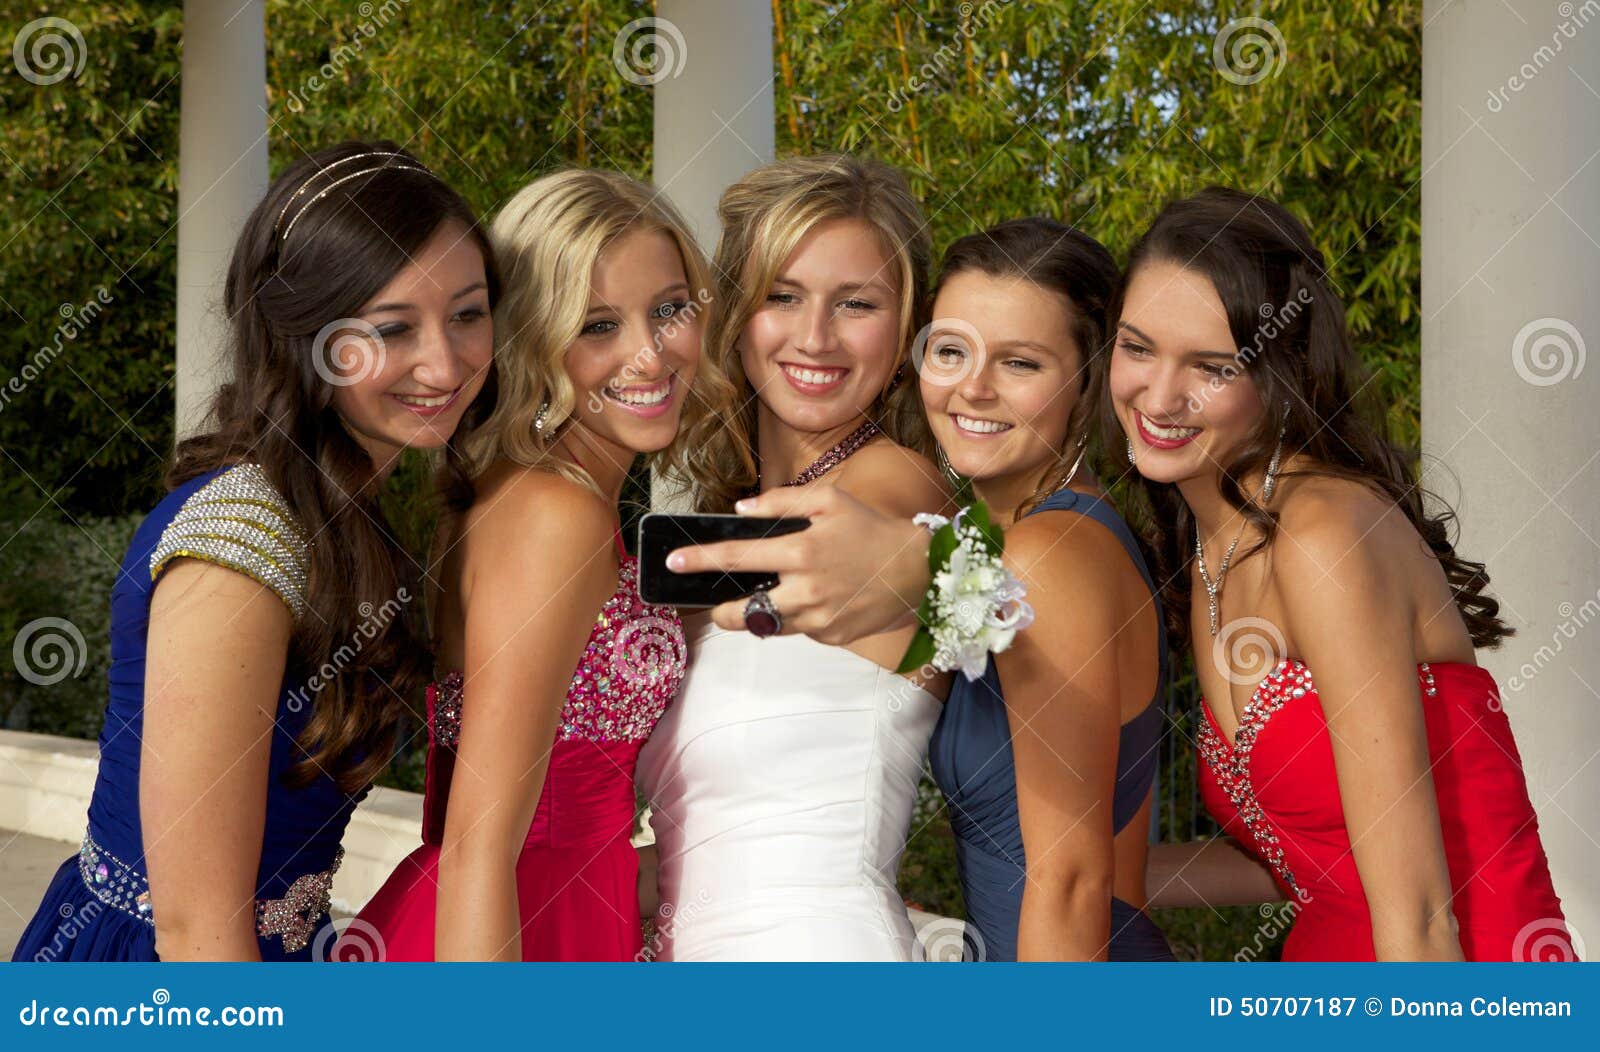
[148,463,311,623]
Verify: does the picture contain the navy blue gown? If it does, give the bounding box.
[12,463,361,962]
[928,487,1174,961]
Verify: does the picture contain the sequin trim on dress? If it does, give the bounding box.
[149,463,311,622]
[1197,660,1446,899]
[425,554,686,748]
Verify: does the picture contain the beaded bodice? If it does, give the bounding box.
[428,553,686,749]
[1197,658,1441,897]
[1194,657,1572,961]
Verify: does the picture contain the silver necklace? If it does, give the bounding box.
[1195,436,1285,636]
[1195,522,1247,637]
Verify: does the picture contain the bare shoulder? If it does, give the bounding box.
[465,463,617,564]
[1005,502,1138,623]
[831,438,952,517]
[1005,502,1127,581]
[1269,475,1411,606]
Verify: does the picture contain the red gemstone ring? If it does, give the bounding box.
[744,588,782,638]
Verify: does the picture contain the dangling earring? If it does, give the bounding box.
[1260,401,1290,504]
[533,399,551,435]
[937,446,962,487]
[1058,437,1088,490]
[1125,439,1137,467]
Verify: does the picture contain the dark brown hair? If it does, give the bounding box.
[168,140,500,792]
[1107,186,1509,650]
[929,216,1118,518]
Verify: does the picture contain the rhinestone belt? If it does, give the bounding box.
[78,831,343,954]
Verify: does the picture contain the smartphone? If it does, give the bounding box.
[636,512,812,607]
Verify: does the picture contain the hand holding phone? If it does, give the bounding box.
[636,512,811,607]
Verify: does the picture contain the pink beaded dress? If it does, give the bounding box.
[335,530,686,961]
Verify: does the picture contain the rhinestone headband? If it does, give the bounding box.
[275,151,432,245]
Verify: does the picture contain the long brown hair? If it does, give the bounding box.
[169,140,500,792]
[1107,186,1509,651]
[929,216,1118,519]
[670,153,931,513]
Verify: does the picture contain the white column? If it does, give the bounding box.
[175,0,268,440]
[650,0,775,510]
[1422,0,1600,947]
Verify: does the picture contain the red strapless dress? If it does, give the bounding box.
[333,549,686,961]
[1197,659,1574,961]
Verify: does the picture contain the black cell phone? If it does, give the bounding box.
[636,512,812,608]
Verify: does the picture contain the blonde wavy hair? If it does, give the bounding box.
[667,153,932,513]
[459,167,713,495]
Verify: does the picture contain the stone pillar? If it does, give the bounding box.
[175,0,268,440]
[1422,0,1600,947]
[650,0,775,511]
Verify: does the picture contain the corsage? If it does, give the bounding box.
[896,498,1033,681]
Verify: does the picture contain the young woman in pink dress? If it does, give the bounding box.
[335,168,711,961]
[1118,188,1573,960]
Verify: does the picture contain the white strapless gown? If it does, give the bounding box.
[636,619,941,961]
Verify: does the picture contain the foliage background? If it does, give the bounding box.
[0,0,1420,961]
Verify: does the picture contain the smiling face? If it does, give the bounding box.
[329,218,494,468]
[920,271,1085,487]
[1109,259,1265,486]
[562,225,701,466]
[738,217,902,434]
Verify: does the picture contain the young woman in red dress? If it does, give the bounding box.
[1116,187,1574,961]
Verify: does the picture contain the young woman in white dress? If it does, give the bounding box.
[636,154,953,961]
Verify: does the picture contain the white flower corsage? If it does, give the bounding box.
[897,499,1034,681]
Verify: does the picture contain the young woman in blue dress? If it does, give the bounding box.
[12,140,499,961]
[916,218,1173,960]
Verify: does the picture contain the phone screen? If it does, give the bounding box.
[636,512,811,607]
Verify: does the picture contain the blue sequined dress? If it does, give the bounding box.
[11,463,360,962]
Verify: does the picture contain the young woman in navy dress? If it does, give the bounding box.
[917,218,1173,960]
